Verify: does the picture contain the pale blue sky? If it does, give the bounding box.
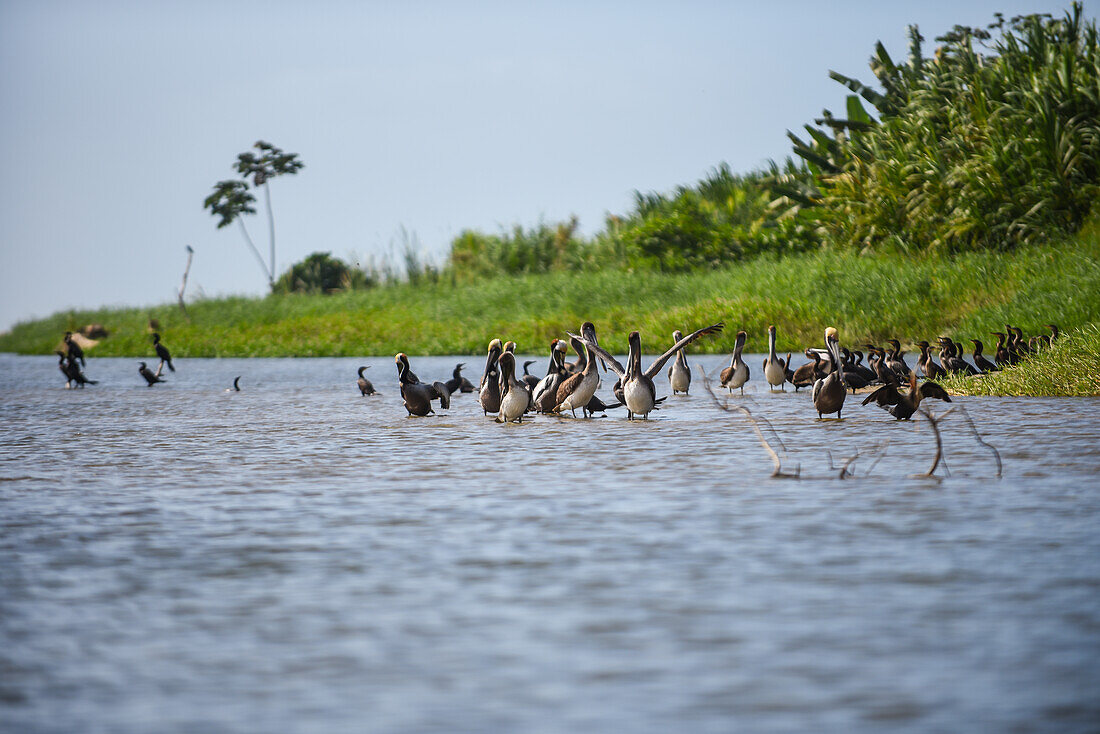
[0,1,1086,331]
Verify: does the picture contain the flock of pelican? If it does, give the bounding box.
[382,321,1060,423]
[54,320,1058,424]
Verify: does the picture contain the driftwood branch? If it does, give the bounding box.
[913,407,955,479]
[700,367,799,478]
[956,405,1003,478]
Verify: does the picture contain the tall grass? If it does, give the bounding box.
[4,224,1097,362]
[942,324,1100,396]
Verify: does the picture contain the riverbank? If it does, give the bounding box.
[941,324,1100,397]
[3,224,1098,371]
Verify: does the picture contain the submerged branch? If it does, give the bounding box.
[700,367,799,478]
[956,405,1003,478]
[914,407,955,479]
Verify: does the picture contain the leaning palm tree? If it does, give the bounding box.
[203,179,269,283]
[233,141,304,283]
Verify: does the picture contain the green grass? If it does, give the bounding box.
[4,220,1099,376]
[941,324,1100,397]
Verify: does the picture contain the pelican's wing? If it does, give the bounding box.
[643,323,724,379]
[566,332,626,379]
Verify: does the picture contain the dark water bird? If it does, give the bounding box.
[1008,324,1030,359]
[533,340,568,413]
[395,353,450,416]
[521,360,541,392]
[138,362,165,386]
[152,333,175,373]
[762,325,787,391]
[227,376,242,392]
[667,330,692,395]
[783,352,796,385]
[478,339,504,415]
[791,350,825,391]
[64,331,85,367]
[496,352,530,423]
[555,323,604,417]
[844,347,876,383]
[356,366,376,395]
[970,339,999,373]
[884,339,911,378]
[720,330,750,394]
[991,331,1013,368]
[938,336,978,375]
[866,345,898,386]
[811,327,846,419]
[572,322,723,420]
[583,394,622,418]
[1044,324,1060,346]
[916,341,947,380]
[444,363,476,394]
[862,372,951,420]
[57,351,96,388]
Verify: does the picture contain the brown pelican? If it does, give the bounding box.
[563,336,587,375]
[356,366,376,395]
[811,327,846,419]
[571,322,723,420]
[862,372,951,420]
[496,352,531,423]
[478,339,504,415]
[554,323,604,417]
[152,333,175,373]
[138,362,165,386]
[533,339,568,413]
[719,330,750,394]
[970,339,999,373]
[667,330,692,394]
[395,353,450,416]
[762,325,787,391]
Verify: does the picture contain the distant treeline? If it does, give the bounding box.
[280,5,1098,294]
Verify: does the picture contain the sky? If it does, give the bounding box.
[0,0,1087,331]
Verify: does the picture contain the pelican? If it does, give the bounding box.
[667,330,692,394]
[811,327,846,419]
[762,325,786,391]
[496,352,530,423]
[571,322,723,420]
[395,353,449,416]
[478,339,504,415]
[554,323,604,417]
[533,339,568,413]
[720,330,750,394]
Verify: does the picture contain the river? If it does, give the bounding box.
[1,353,1098,733]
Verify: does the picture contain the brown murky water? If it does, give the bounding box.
[2,353,1099,733]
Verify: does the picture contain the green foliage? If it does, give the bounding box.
[794,4,1100,254]
[942,323,1100,396]
[272,252,369,294]
[203,180,256,229]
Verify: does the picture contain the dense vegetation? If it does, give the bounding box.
[4,217,1098,361]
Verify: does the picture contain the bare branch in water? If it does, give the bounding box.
[699,367,799,479]
[913,407,955,479]
[956,405,1003,478]
[838,452,860,479]
[864,442,890,476]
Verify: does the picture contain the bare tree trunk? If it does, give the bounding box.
[264,182,276,282]
[237,218,272,285]
[178,245,194,319]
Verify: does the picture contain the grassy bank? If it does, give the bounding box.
[3,219,1099,361]
[942,324,1100,397]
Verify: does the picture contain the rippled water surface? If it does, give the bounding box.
[2,353,1099,733]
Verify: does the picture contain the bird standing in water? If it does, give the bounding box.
[153,333,175,375]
